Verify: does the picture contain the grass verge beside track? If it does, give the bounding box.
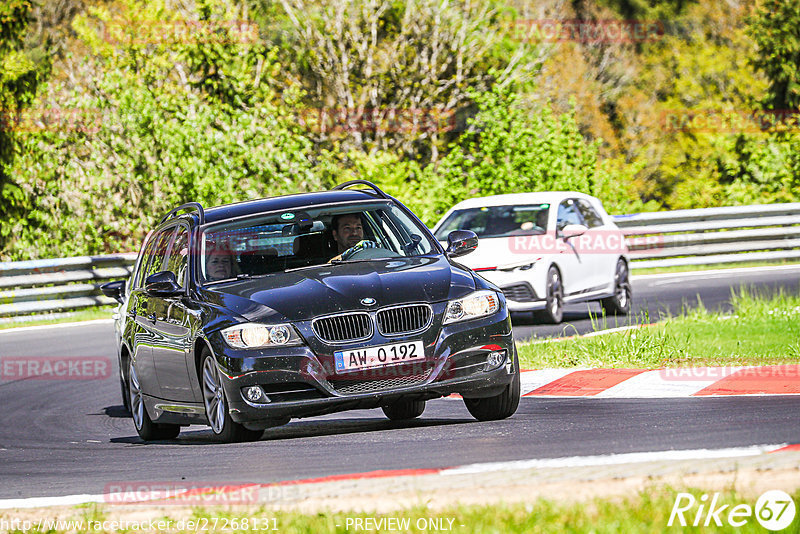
[631,259,800,276]
[517,289,800,369]
[0,307,115,330]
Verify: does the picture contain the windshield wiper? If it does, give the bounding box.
[329,258,384,265]
[203,273,265,286]
[284,264,329,273]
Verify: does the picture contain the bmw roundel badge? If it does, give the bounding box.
[360,297,376,306]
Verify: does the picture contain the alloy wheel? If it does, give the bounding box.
[129,361,144,430]
[615,261,629,308]
[548,268,563,319]
[202,357,226,434]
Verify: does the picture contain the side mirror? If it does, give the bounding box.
[144,271,182,297]
[446,230,478,258]
[100,280,126,304]
[560,224,588,240]
[403,234,422,254]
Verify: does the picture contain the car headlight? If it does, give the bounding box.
[443,290,500,324]
[221,323,303,349]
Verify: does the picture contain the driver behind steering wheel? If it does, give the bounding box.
[330,213,377,261]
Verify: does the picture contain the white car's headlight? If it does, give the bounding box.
[444,290,501,324]
[221,323,303,349]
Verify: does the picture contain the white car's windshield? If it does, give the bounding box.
[201,202,435,283]
[435,204,550,240]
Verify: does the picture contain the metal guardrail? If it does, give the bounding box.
[1,203,799,317]
[613,203,800,269]
[0,254,137,317]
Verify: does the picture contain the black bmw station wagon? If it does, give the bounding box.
[103,181,520,442]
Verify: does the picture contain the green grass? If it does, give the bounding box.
[0,306,116,330]
[632,259,800,276]
[518,288,800,369]
[6,486,799,533]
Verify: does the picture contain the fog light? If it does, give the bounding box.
[484,350,506,371]
[269,325,291,345]
[243,386,266,403]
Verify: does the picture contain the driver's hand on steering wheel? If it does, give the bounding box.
[335,240,378,261]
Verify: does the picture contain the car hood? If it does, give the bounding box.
[199,255,476,322]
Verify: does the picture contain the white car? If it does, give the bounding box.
[432,192,631,323]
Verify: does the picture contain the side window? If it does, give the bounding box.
[387,205,433,255]
[133,232,158,289]
[577,199,604,228]
[165,227,189,288]
[556,199,585,230]
[142,228,175,283]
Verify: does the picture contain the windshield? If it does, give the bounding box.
[434,204,550,240]
[200,202,436,283]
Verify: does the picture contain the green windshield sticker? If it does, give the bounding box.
[280,213,295,220]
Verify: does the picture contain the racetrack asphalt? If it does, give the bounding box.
[0,266,798,501]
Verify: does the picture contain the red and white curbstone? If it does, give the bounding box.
[520,365,800,398]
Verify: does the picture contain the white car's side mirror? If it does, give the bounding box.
[560,224,588,240]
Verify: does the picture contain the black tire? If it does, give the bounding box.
[538,266,563,324]
[510,311,535,325]
[463,351,521,422]
[381,399,426,420]
[129,359,180,441]
[120,368,131,415]
[200,350,264,443]
[601,259,632,316]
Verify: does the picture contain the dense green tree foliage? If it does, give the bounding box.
[0,0,49,253]
[418,85,644,222]
[748,0,800,111]
[1,0,799,260]
[7,0,318,257]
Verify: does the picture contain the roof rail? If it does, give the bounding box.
[332,180,390,200]
[159,202,205,226]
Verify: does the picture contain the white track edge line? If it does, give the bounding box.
[0,445,791,510]
[631,263,800,280]
[440,444,789,475]
[0,318,114,334]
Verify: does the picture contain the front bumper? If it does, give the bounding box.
[209,306,515,425]
[474,264,549,312]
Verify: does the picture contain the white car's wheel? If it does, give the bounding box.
[539,266,563,324]
[601,259,631,316]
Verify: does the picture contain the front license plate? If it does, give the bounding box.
[334,341,425,372]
